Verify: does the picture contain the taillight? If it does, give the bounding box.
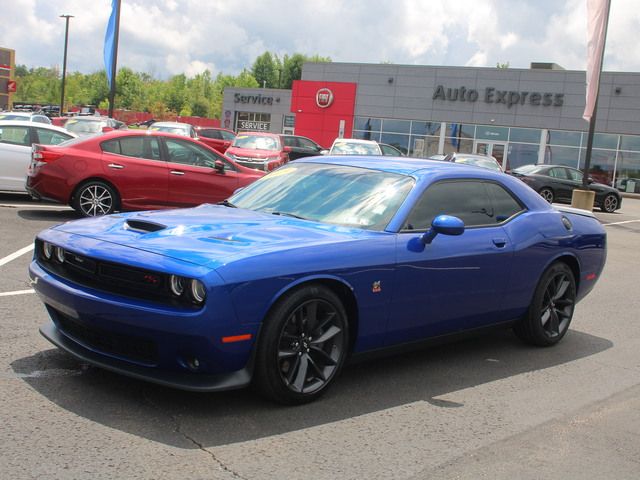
[32,145,64,163]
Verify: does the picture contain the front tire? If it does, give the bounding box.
[514,262,576,347]
[600,193,618,213]
[254,284,349,404]
[72,181,119,217]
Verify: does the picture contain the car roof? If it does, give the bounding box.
[0,120,76,135]
[331,138,378,146]
[150,121,192,127]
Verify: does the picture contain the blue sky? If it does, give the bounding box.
[2,0,639,78]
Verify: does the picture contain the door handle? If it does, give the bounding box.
[492,237,507,248]
[108,163,124,169]
[170,170,185,175]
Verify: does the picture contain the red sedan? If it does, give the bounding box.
[224,132,290,172]
[26,130,264,217]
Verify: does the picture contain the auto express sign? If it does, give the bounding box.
[432,85,564,108]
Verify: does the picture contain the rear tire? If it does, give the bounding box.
[253,284,349,405]
[72,181,119,217]
[514,262,576,347]
[538,187,554,203]
[600,193,618,213]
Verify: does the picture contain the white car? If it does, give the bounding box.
[329,138,383,155]
[0,111,52,124]
[149,121,198,138]
[0,120,76,192]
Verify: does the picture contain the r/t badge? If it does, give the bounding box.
[372,281,382,293]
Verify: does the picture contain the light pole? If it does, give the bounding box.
[59,14,74,116]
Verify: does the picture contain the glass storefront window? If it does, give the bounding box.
[548,130,583,147]
[411,136,440,157]
[509,128,540,143]
[615,151,640,192]
[443,139,473,154]
[380,133,409,154]
[411,121,441,136]
[353,130,381,141]
[476,125,508,141]
[381,119,411,134]
[236,112,271,132]
[578,149,616,185]
[544,146,580,167]
[354,117,381,133]
[620,135,640,152]
[593,133,618,149]
[507,143,540,170]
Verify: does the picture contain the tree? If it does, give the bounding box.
[496,62,510,69]
[251,52,280,88]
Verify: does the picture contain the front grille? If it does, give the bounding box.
[35,239,195,308]
[54,309,158,365]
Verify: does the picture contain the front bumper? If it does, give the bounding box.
[30,260,256,392]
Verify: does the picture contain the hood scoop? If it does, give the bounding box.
[124,219,167,233]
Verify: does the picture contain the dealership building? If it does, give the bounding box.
[223,62,640,189]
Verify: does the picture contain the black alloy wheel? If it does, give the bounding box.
[601,193,619,213]
[254,285,348,404]
[73,181,119,217]
[514,262,576,347]
[538,187,554,203]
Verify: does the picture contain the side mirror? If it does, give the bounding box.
[421,215,465,245]
[320,149,329,155]
[283,146,293,153]
[102,126,114,133]
[214,160,225,173]
[588,177,595,184]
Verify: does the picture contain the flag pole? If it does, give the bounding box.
[582,0,611,189]
[107,0,121,119]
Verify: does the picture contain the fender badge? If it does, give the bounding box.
[372,281,382,293]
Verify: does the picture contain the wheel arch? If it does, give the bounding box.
[548,253,581,291]
[260,276,360,354]
[69,177,121,209]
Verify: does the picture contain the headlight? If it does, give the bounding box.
[169,275,185,296]
[190,280,206,304]
[43,242,54,260]
[55,246,65,263]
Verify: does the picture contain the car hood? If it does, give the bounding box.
[227,147,280,159]
[52,205,370,270]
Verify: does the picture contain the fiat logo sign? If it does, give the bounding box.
[316,88,334,108]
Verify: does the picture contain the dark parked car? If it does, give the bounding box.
[26,130,263,217]
[31,157,606,404]
[511,164,621,213]
[281,134,326,160]
[196,127,236,154]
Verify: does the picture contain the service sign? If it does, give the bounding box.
[316,88,334,108]
[238,120,270,131]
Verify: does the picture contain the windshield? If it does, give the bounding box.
[232,134,279,151]
[230,162,414,231]
[65,119,104,134]
[331,141,381,155]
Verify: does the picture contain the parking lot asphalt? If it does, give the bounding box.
[1,193,639,480]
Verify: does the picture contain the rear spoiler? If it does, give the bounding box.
[552,204,596,218]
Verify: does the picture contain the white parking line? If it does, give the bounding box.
[0,289,34,297]
[0,244,34,267]
[603,219,640,226]
[0,203,72,210]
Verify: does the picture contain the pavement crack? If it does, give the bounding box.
[142,395,248,480]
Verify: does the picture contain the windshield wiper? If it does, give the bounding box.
[270,211,308,220]
[217,199,237,208]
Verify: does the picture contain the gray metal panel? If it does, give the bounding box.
[357,84,397,96]
[393,96,433,110]
[356,95,395,108]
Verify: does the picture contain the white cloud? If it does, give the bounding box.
[1,0,639,77]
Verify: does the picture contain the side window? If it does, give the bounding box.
[101,137,161,160]
[403,181,497,230]
[34,127,73,145]
[485,182,525,222]
[549,168,568,179]
[101,139,121,154]
[165,138,220,168]
[0,125,30,146]
[566,168,582,182]
[298,138,318,150]
[220,130,235,141]
[200,129,221,139]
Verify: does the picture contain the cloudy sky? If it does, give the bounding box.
[2,0,639,78]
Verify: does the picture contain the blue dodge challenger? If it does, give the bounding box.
[30,156,607,404]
